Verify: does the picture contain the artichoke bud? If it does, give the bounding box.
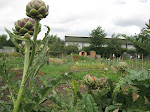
[21,41,25,48]
[24,33,31,39]
[13,17,41,36]
[26,0,49,20]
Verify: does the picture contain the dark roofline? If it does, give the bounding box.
[65,35,126,40]
[65,35,89,38]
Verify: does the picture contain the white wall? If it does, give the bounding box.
[65,42,135,50]
[65,42,90,50]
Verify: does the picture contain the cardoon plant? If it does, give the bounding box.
[4,0,70,112]
[11,1,49,111]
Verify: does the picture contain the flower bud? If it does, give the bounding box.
[12,17,41,36]
[24,33,31,39]
[26,0,49,20]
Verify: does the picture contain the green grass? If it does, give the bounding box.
[40,60,121,82]
[1,56,150,83]
[0,56,24,69]
[72,69,120,82]
[41,63,68,78]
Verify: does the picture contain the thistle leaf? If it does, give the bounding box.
[5,28,24,52]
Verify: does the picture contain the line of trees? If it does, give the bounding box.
[1,23,150,57]
[83,26,125,58]
[84,25,150,58]
[0,34,20,49]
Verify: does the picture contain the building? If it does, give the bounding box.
[65,35,135,50]
[0,46,16,52]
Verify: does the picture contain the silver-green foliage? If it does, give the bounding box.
[48,90,98,112]
[109,69,150,111]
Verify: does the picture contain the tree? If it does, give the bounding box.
[106,34,123,57]
[0,34,7,49]
[89,26,107,48]
[48,34,64,45]
[133,28,150,56]
[124,21,150,54]
[64,44,79,55]
[47,34,65,56]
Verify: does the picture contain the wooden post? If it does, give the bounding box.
[109,58,110,66]
[132,58,133,68]
[142,54,143,70]
[145,57,146,69]
[136,54,137,71]
[117,57,118,65]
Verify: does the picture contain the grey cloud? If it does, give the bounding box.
[114,17,146,28]
[139,0,147,3]
[60,16,78,24]
[0,0,14,9]
[51,27,68,33]
[71,29,90,36]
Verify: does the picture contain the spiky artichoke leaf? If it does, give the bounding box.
[25,26,50,80]
[36,25,50,52]
[5,28,25,52]
[125,36,150,54]
[42,25,50,41]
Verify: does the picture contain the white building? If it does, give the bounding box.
[65,35,135,50]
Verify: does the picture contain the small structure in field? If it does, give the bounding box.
[79,50,87,58]
[90,50,96,59]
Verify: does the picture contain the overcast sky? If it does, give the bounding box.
[1,0,150,40]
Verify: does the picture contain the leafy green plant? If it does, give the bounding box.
[47,75,98,112]
[117,62,128,75]
[0,54,15,112]
[2,0,73,112]
[83,74,115,111]
[107,69,150,111]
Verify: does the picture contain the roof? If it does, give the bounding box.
[65,35,90,43]
[65,35,133,45]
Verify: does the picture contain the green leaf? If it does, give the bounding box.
[24,86,34,103]
[5,28,25,52]
[105,105,118,112]
[23,76,64,112]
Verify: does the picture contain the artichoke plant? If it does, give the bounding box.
[12,17,40,36]
[26,0,49,20]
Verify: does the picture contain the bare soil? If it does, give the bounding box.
[0,70,87,103]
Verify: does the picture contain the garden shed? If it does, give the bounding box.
[90,50,96,58]
[79,50,87,58]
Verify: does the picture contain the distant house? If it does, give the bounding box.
[65,35,90,50]
[65,35,135,50]
[0,46,16,52]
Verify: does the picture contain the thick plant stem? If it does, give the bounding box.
[29,20,39,91]
[13,41,30,112]
[29,20,39,66]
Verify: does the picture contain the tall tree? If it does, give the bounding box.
[124,21,150,54]
[106,34,123,57]
[0,34,7,49]
[47,34,65,56]
[64,44,79,55]
[89,26,107,48]
[48,34,64,44]
[133,28,150,56]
